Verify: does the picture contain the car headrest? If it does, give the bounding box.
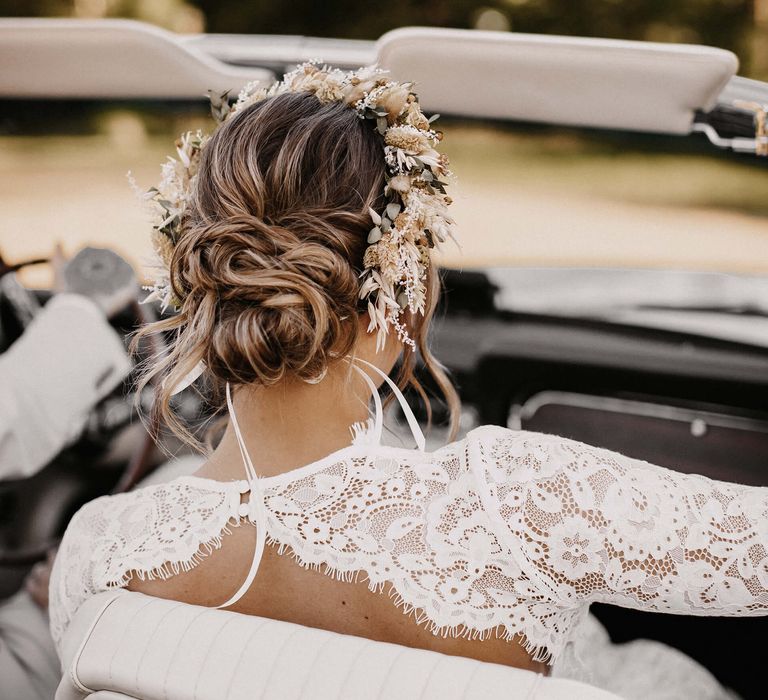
[56,589,623,700]
[376,27,738,134]
[0,18,273,98]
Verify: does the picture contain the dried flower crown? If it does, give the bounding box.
[136,62,456,350]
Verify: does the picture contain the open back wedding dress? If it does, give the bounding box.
[50,363,768,699]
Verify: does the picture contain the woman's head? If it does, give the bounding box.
[174,92,384,386]
[136,76,460,449]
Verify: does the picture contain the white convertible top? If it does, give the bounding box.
[0,19,738,135]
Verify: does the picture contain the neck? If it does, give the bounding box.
[199,362,373,481]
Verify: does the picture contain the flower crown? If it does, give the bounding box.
[137,62,456,350]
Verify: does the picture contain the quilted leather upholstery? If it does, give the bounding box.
[56,590,623,700]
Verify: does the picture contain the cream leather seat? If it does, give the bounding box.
[56,590,622,700]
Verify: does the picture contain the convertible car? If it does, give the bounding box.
[0,18,766,699]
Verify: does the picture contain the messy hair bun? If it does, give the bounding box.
[175,213,361,386]
[135,90,458,450]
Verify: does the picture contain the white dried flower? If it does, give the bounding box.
[378,83,410,121]
[386,174,411,194]
[384,125,431,154]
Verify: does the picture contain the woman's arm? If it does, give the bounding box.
[473,427,768,615]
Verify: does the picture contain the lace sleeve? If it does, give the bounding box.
[48,479,244,652]
[473,427,768,616]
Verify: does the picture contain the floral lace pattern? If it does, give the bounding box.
[50,425,768,675]
[49,480,244,651]
[472,426,768,617]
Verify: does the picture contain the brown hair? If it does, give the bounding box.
[134,91,460,451]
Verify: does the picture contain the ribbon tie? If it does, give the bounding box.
[215,383,269,610]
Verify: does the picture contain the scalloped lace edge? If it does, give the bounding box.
[102,516,246,587]
[95,517,560,665]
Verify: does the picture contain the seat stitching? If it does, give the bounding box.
[336,638,373,698]
[162,608,211,700]
[295,628,331,700]
[133,602,185,691]
[223,618,271,699]
[192,614,240,700]
[524,672,544,700]
[376,647,408,700]
[258,624,304,699]
[107,596,161,688]
[69,591,127,693]
[456,659,482,699]
[416,654,445,700]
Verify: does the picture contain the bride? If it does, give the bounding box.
[50,63,767,698]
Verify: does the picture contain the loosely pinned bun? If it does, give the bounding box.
[174,212,361,385]
[149,92,384,394]
[135,90,459,450]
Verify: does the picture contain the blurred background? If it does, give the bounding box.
[1,0,767,71]
[1,0,767,287]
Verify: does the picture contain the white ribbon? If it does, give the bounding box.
[350,356,426,452]
[215,383,268,610]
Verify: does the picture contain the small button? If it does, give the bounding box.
[237,480,250,494]
[238,503,250,518]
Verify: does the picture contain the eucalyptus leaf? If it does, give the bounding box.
[396,291,409,309]
[368,206,382,225]
[428,113,441,123]
[367,226,382,244]
[208,89,232,124]
[385,202,401,219]
[376,116,388,135]
[380,217,392,232]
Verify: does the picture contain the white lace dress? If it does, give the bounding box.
[49,372,768,700]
